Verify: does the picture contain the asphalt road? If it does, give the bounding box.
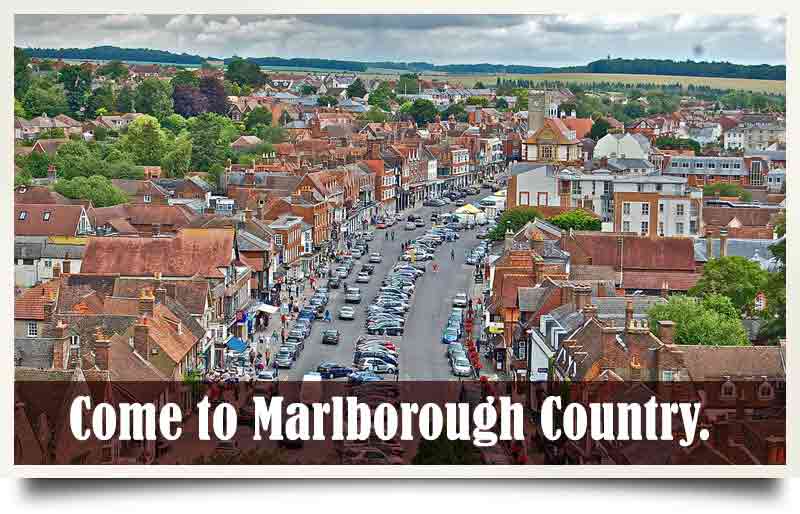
[284,191,488,381]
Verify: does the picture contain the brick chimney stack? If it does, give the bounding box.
[574,284,592,312]
[52,261,61,278]
[625,299,634,332]
[530,230,545,255]
[582,303,598,323]
[155,285,167,305]
[244,208,253,222]
[133,315,150,359]
[615,235,624,272]
[51,320,70,370]
[504,228,515,252]
[658,320,675,347]
[719,228,728,258]
[138,288,155,317]
[94,327,111,371]
[43,290,56,323]
[62,255,71,275]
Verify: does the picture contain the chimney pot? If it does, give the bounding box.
[134,316,150,359]
[658,320,676,347]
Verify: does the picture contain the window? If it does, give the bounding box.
[676,204,685,216]
[623,221,630,232]
[636,184,643,193]
[658,222,664,236]
[721,162,730,169]
[604,182,610,195]
[623,202,631,215]
[671,161,679,168]
[733,162,741,169]
[640,221,649,236]
[758,382,774,401]
[70,335,80,348]
[641,203,649,216]
[274,234,283,246]
[18,211,27,220]
[682,162,690,168]
[690,220,698,234]
[676,222,684,234]
[659,203,664,213]
[44,260,52,268]
[662,370,675,382]
[721,381,736,400]
[707,162,716,169]
[540,145,554,160]
[518,192,530,206]
[42,212,51,221]
[695,162,704,169]
[143,195,152,203]
[27,322,38,337]
[656,184,662,192]
[592,182,596,195]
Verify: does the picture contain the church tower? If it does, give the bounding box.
[527,89,552,135]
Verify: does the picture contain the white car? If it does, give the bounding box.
[453,293,468,308]
[355,272,371,283]
[358,358,398,375]
[368,252,382,263]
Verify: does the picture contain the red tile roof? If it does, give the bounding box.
[15,204,86,237]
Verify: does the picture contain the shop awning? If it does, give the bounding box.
[257,304,279,314]
[455,204,481,215]
[486,322,505,335]
[226,337,247,353]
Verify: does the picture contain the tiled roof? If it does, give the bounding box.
[15,204,86,237]
[677,345,785,379]
[15,280,59,320]
[621,271,701,292]
[81,228,234,278]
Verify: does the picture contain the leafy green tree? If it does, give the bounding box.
[59,64,93,117]
[53,140,95,179]
[547,210,601,231]
[54,175,129,207]
[689,256,768,315]
[225,58,267,89]
[162,113,189,135]
[253,124,287,144]
[15,98,26,118]
[359,107,388,123]
[22,83,69,117]
[15,47,32,98]
[38,128,66,139]
[588,118,611,140]
[495,97,509,110]
[15,169,33,188]
[119,115,168,166]
[299,84,317,95]
[412,434,482,464]
[655,136,701,154]
[188,113,236,171]
[97,60,129,81]
[20,151,51,178]
[473,81,486,89]
[134,78,174,120]
[317,95,339,107]
[161,133,193,178]
[346,78,367,99]
[206,163,225,192]
[703,182,752,202]
[115,85,136,112]
[400,99,437,124]
[488,206,544,241]
[442,103,467,122]
[86,84,116,118]
[244,106,272,131]
[368,82,396,111]
[171,69,200,89]
[466,96,489,107]
[397,73,419,95]
[648,295,749,346]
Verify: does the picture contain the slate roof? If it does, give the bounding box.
[677,345,785,380]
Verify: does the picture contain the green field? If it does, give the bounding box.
[362,71,785,94]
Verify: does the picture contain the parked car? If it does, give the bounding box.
[338,305,356,320]
[366,321,404,336]
[368,252,382,263]
[405,221,416,231]
[355,272,371,284]
[274,349,294,368]
[345,287,362,304]
[357,358,398,375]
[441,327,459,344]
[321,329,341,345]
[451,356,472,377]
[347,371,383,384]
[327,277,341,289]
[453,292,468,308]
[317,362,353,379]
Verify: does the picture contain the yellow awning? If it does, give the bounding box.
[47,236,88,245]
[455,204,481,215]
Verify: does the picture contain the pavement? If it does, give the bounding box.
[275,191,493,381]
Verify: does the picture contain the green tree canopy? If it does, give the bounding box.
[226,58,267,89]
[299,84,317,95]
[655,136,701,154]
[171,69,200,89]
[59,64,93,118]
[188,113,237,171]
[466,96,489,107]
[397,73,420,95]
[115,85,136,113]
[119,115,168,166]
[22,82,69,117]
[162,113,189,135]
[488,206,544,241]
[14,47,32,98]
[134,78,174,120]
[317,95,339,107]
[359,107,388,123]
[703,182,752,202]
[547,210,601,231]
[86,84,116,118]
[689,256,769,315]
[648,295,749,346]
[97,60,129,81]
[588,118,611,140]
[367,81,396,111]
[54,175,129,207]
[161,132,193,178]
[400,98,437,124]
[244,106,272,131]
[346,78,367,99]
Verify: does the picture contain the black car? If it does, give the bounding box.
[316,362,353,379]
[327,277,341,289]
[361,264,376,275]
[321,329,341,345]
[366,321,404,336]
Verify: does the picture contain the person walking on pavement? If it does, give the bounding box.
[391,231,395,241]
[385,231,389,241]
[450,248,455,261]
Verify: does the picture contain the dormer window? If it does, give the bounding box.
[43,212,51,222]
[721,380,736,400]
[144,195,152,203]
[19,211,27,220]
[70,335,80,348]
[758,381,774,400]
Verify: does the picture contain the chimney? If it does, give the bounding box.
[94,327,111,371]
[615,235,624,272]
[292,192,302,205]
[530,231,545,255]
[706,235,713,260]
[133,316,150,359]
[658,320,675,347]
[51,320,69,369]
[47,164,57,181]
[52,261,61,278]
[624,299,634,332]
[61,257,71,275]
[155,285,167,305]
[244,208,253,222]
[575,284,592,312]
[43,290,56,323]
[660,280,670,299]
[719,229,728,258]
[152,223,161,237]
[504,228,514,251]
[582,303,598,322]
[138,288,155,317]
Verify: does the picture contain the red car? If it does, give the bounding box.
[376,222,387,229]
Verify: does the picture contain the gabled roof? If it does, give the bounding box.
[15,204,87,237]
[81,228,235,278]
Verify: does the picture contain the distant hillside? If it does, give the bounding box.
[20,46,786,81]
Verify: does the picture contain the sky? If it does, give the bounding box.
[14,14,786,67]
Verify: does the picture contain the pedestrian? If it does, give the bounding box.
[324,309,331,323]
[280,313,287,328]
[385,231,389,241]
[280,329,286,345]
[450,248,455,261]
[391,231,395,241]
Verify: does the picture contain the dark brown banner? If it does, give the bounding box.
[14,379,785,465]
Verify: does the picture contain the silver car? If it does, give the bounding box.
[338,305,356,320]
[451,356,472,377]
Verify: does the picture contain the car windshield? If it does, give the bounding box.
[455,358,470,367]
[323,330,339,336]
